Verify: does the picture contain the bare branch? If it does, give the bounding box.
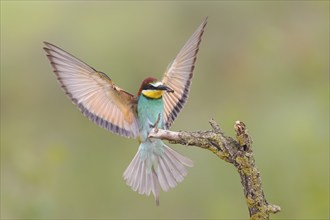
[149,119,280,220]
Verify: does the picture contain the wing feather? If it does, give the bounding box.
[162,18,207,129]
[44,42,139,138]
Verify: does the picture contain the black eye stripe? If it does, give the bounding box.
[142,84,157,90]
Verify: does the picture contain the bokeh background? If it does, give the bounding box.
[1,1,329,219]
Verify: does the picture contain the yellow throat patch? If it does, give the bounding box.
[142,90,163,99]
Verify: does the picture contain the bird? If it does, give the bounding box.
[43,18,207,205]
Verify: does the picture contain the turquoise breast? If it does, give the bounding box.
[137,95,165,141]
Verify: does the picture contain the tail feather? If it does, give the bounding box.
[157,157,171,191]
[123,152,139,185]
[162,152,184,183]
[151,171,159,205]
[163,147,191,180]
[166,145,194,167]
[145,169,152,196]
[138,161,146,194]
[132,159,142,191]
[123,143,192,205]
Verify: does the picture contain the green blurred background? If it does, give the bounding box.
[1,1,329,219]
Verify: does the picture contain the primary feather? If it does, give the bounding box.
[162,17,208,129]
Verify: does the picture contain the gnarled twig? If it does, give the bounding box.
[149,119,281,220]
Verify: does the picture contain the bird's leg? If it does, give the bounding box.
[150,113,161,133]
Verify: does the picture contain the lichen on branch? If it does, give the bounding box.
[148,119,281,220]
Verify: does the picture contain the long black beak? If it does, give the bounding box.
[157,85,174,93]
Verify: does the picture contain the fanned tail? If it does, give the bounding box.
[123,143,193,205]
[123,149,160,205]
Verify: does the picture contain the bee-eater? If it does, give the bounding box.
[44,18,207,205]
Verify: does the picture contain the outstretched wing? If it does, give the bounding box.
[162,18,207,129]
[43,42,139,138]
